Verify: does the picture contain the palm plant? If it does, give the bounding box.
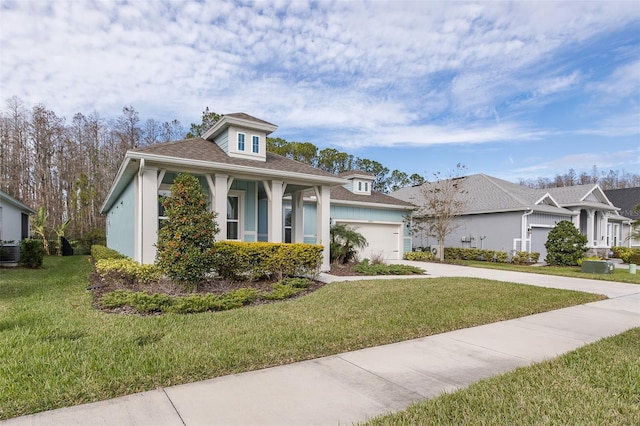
[330,223,368,264]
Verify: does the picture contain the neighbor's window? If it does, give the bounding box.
[252,135,259,153]
[365,182,369,191]
[158,190,171,229]
[237,133,245,151]
[227,195,239,240]
[358,181,362,191]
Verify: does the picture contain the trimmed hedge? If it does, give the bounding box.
[212,241,323,281]
[443,247,538,264]
[91,245,127,261]
[403,251,434,261]
[95,258,162,285]
[611,246,640,264]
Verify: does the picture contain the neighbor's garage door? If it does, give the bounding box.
[337,222,402,260]
[531,227,552,262]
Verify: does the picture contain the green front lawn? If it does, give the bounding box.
[0,256,604,420]
[460,260,640,284]
[367,327,640,425]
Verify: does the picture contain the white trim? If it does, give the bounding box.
[226,190,245,241]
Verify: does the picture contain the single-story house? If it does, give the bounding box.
[0,189,36,263]
[604,187,639,248]
[391,174,631,260]
[100,113,413,271]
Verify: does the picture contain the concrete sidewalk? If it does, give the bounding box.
[3,265,639,425]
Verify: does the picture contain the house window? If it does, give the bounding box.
[227,195,240,240]
[252,135,259,153]
[365,182,369,191]
[284,208,292,243]
[358,181,362,191]
[237,133,245,151]
[158,190,171,229]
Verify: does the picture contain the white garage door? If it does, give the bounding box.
[337,222,402,261]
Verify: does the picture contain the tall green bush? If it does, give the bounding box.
[19,238,45,268]
[155,173,219,290]
[545,220,588,266]
[330,223,367,264]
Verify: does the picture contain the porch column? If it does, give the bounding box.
[600,212,609,247]
[266,180,284,243]
[214,174,228,240]
[292,191,304,243]
[586,209,595,246]
[315,185,331,272]
[138,164,158,264]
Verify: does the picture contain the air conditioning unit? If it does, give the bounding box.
[430,245,441,258]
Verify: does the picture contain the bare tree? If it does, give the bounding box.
[411,164,468,261]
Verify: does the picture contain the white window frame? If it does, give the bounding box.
[158,188,171,229]
[226,190,245,241]
[252,135,260,153]
[237,132,246,151]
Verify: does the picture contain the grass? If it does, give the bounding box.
[366,327,640,425]
[459,260,640,284]
[0,256,605,420]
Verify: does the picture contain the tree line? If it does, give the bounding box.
[1,96,638,246]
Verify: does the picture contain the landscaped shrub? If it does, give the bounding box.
[91,245,127,261]
[95,258,162,285]
[100,287,269,314]
[403,251,433,261]
[155,173,219,290]
[545,220,588,266]
[443,247,514,263]
[611,246,639,264]
[511,251,540,264]
[212,241,323,281]
[629,251,640,265]
[577,256,602,267]
[353,259,424,275]
[19,239,45,268]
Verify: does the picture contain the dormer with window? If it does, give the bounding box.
[201,113,277,162]
[338,171,374,195]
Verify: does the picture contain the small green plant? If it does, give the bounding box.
[545,221,588,266]
[354,259,425,275]
[330,223,368,264]
[155,173,220,290]
[19,239,45,268]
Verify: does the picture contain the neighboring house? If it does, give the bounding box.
[604,187,640,248]
[391,174,630,260]
[100,113,413,271]
[0,189,36,263]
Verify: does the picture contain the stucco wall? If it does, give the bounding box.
[0,202,27,243]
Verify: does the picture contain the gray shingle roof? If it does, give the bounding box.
[132,138,338,178]
[604,187,640,219]
[391,174,573,215]
[329,186,414,207]
[223,113,276,127]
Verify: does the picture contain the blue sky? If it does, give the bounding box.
[1,0,639,182]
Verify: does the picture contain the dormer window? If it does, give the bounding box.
[358,182,362,191]
[365,182,369,191]
[252,135,259,153]
[237,133,245,151]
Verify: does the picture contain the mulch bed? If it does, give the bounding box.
[87,269,330,315]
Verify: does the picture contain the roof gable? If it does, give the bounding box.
[604,187,640,219]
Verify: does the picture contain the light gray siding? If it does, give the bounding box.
[106,177,136,258]
[412,211,522,252]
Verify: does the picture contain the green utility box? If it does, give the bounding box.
[581,260,614,274]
